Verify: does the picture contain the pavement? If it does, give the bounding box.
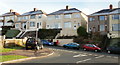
[1,48,54,64]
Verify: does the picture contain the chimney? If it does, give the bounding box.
[34,8,38,11]
[109,4,113,9]
[66,5,69,10]
[10,9,14,12]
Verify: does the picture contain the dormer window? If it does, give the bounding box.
[30,15,36,19]
[38,14,42,18]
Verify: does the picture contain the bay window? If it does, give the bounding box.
[30,22,35,27]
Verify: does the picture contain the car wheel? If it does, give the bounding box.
[83,48,87,51]
[95,50,98,52]
[107,50,111,54]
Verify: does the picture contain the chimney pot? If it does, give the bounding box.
[10,9,14,12]
[109,4,113,9]
[34,8,38,11]
[66,5,69,10]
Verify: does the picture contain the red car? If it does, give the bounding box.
[83,44,101,52]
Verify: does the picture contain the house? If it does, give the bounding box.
[0,9,20,27]
[88,4,120,38]
[15,8,47,38]
[46,6,88,36]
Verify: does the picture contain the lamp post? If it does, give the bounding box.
[36,29,38,40]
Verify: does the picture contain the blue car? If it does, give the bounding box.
[41,40,54,46]
[63,43,80,50]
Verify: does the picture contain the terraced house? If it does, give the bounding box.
[0,9,20,27]
[88,4,120,38]
[46,6,88,36]
[15,8,47,38]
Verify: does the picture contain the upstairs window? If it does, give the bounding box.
[74,14,80,18]
[64,14,71,18]
[55,15,61,19]
[99,16,107,21]
[30,15,36,19]
[112,15,119,20]
[38,14,42,18]
[89,17,95,22]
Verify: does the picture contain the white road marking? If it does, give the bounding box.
[88,54,92,55]
[95,55,104,58]
[106,56,112,58]
[113,57,118,59]
[76,58,91,63]
[73,54,87,58]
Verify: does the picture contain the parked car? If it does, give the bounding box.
[82,44,101,52]
[63,43,80,50]
[107,46,120,54]
[25,37,43,50]
[41,40,54,46]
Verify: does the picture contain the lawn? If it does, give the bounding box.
[0,46,23,53]
[0,55,28,62]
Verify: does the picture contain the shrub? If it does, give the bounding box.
[77,26,88,38]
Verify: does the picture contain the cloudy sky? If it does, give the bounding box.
[0,0,120,15]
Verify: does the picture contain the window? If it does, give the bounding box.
[38,15,42,18]
[55,15,61,19]
[112,24,120,31]
[18,17,21,21]
[89,17,95,21]
[54,23,61,28]
[64,14,71,18]
[99,16,106,21]
[30,22,35,27]
[5,17,10,20]
[0,17,3,20]
[15,24,19,28]
[64,22,71,28]
[48,16,53,20]
[74,14,80,18]
[100,25,105,31]
[11,16,14,20]
[78,23,81,26]
[30,15,36,19]
[23,16,28,20]
[112,15,119,20]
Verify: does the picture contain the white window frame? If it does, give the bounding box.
[30,21,35,27]
[64,22,71,28]
[55,15,61,19]
[112,24,120,31]
[74,14,80,18]
[30,15,36,19]
[100,25,105,31]
[15,24,19,28]
[112,15,120,20]
[99,16,105,21]
[64,14,71,18]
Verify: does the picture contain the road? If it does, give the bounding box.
[16,46,119,64]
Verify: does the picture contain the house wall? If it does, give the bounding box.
[46,12,88,36]
[109,14,120,38]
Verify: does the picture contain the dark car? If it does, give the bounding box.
[82,44,101,52]
[25,37,43,50]
[107,46,120,54]
[63,43,80,50]
[41,40,54,46]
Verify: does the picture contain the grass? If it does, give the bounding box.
[0,55,28,62]
[0,46,23,53]
[0,48,16,53]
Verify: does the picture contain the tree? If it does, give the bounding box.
[77,26,88,38]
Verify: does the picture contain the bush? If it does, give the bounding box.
[77,26,88,38]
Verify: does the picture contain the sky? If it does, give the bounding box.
[0,0,120,15]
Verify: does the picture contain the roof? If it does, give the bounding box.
[1,12,20,16]
[48,8,81,15]
[90,8,120,16]
[20,10,46,16]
